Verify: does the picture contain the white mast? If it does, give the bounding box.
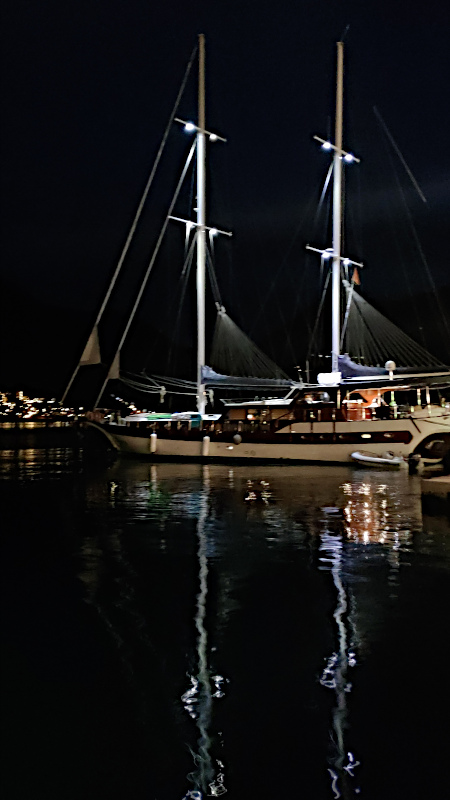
[307,43,361,384]
[196,33,206,415]
[331,41,344,375]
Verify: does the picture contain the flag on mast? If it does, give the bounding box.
[352,267,360,285]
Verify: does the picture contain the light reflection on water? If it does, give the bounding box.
[0,447,82,479]
[1,450,449,799]
[75,460,447,798]
[319,522,361,798]
[181,467,227,798]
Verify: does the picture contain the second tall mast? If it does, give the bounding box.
[331,40,344,375]
[196,33,206,415]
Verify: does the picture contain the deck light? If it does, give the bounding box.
[175,117,227,142]
[314,136,360,163]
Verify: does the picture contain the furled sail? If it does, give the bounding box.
[107,350,120,380]
[79,326,101,366]
[201,365,294,388]
[338,354,386,378]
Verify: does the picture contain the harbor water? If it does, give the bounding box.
[1,448,449,799]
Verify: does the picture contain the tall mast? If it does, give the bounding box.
[307,42,361,381]
[331,41,344,374]
[196,33,206,415]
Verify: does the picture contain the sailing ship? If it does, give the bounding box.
[69,37,450,466]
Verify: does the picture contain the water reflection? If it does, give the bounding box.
[319,519,361,798]
[0,447,82,479]
[341,479,414,595]
[78,462,427,797]
[3,451,449,798]
[318,475,420,798]
[181,466,227,798]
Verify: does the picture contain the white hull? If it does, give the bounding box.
[86,411,450,464]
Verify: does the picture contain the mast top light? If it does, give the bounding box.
[184,122,196,132]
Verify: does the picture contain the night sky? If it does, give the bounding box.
[1,0,450,399]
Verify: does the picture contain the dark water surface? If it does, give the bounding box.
[1,448,449,799]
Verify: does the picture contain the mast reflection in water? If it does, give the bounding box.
[318,479,420,799]
[319,520,360,798]
[1,451,449,800]
[181,466,227,798]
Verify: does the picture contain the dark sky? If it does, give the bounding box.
[1,0,450,396]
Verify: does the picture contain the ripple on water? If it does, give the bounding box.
[1,456,449,799]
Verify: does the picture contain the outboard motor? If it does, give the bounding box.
[407,453,421,475]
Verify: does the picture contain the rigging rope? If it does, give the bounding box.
[62,44,198,404]
[373,107,427,203]
[203,243,288,379]
[206,244,222,307]
[121,377,197,396]
[374,109,450,347]
[344,289,447,368]
[306,265,332,361]
[166,231,197,376]
[210,310,289,379]
[249,165,333,340]
[121,371,197,395]
[94,141,197,407]
[340,277,356,348]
